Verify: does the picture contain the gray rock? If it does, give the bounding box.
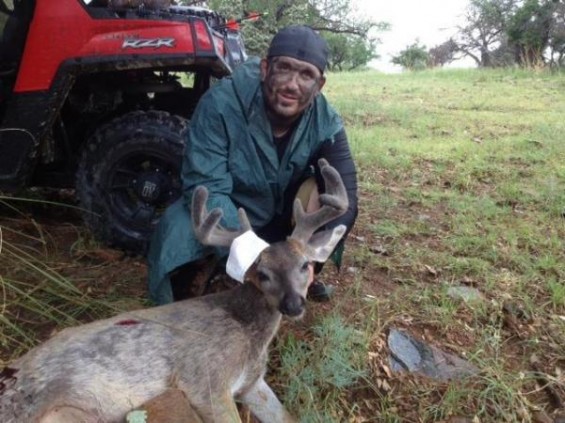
[346,266,358,274]
[388,329,479,380]
[369,244,388,255]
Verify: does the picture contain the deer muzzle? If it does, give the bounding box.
[279,293,306,317]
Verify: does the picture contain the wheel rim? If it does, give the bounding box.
[106,150,182,236]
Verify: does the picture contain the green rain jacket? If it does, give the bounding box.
[147,57,344,304]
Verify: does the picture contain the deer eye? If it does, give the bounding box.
[301,262,310,272]
[257,271,269,283]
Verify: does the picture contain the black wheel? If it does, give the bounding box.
[76,110,188,254]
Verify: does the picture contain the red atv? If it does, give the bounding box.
[0,0,247,253]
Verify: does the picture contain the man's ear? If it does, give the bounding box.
[260,58,269,82]
[318,75,326,92]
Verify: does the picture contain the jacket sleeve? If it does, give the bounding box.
[314,128,358,234]
[180,89,240,230]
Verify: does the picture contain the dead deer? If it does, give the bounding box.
[0,159,348,423]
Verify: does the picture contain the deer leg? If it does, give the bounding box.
[239,378,296,423]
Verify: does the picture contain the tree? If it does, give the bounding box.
[428,39,459,67]
[391,41,429,71]
[202,0,389,69]
[507,0,563,67]
[547,0,565,67]
[453,0,565,68]
[454,0,518,67]
[325,31,380,71]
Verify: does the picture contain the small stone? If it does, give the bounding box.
[387,328,479,380]
[370,244,388,255]
[503,301,531,321]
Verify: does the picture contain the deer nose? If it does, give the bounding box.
[279,293,305,317]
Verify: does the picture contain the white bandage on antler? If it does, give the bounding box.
[226,230,269,282]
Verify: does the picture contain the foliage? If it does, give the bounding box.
[507,0,558,67]
[391,41,429,70]
[428,39,459,67]
[453,0,565,68]
[454,0,518,67]
[325,31,378,71]
[196,0,389,69]
[547,1,565,66]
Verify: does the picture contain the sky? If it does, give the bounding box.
[352,0,473,72]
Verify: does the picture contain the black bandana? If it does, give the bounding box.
[267,25,329,73]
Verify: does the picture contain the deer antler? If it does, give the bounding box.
[191,186,252,247]
[290,158,349,244]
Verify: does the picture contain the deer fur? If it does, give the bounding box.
[0,159,348,423]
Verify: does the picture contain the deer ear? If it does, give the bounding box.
[304,225,346,263]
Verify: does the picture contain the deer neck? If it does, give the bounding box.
[226,283,282,341]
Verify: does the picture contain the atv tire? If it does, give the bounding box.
[76,110,188,254]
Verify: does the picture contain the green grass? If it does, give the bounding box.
[277,314,370,422]
[318,67,565,421]
[1,67,564,422]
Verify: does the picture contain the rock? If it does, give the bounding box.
[388,329,479,381]
[389,329,422,372]
[370,244,388,255]
[503,301,531,322]
[447,286,485,303]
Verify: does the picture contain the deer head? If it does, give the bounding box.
[191,159,349,318]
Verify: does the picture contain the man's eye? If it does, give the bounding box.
[300,71,315,81]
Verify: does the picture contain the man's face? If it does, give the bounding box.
[260,56,326,121]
